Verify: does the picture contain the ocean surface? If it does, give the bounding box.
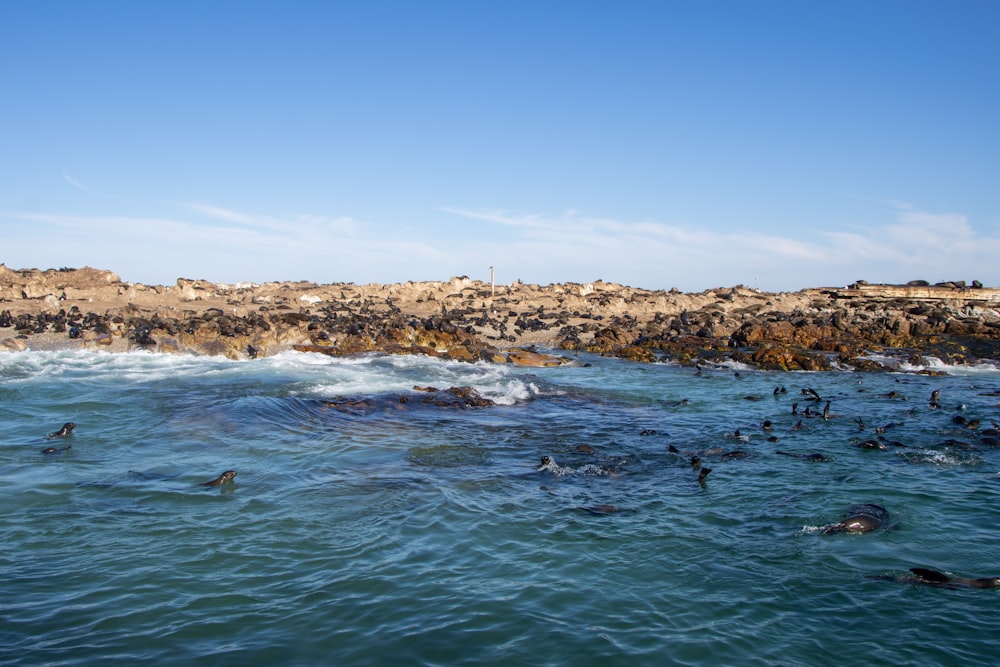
[2,348,999,666]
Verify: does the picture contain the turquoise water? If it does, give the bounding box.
[2,349,999,666]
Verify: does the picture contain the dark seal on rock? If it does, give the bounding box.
[201,470,237,487]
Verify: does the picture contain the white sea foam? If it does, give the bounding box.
[537,456,610,476]
[859,353,1000,375]
[714,359,757,373]
[897,449,984,466]
[0,348,237,384]
[261,349,539,403]
[476,378,537,405]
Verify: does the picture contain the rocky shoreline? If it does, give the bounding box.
[2,265,999,371]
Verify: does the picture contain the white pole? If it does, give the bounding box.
[490,266,495,297]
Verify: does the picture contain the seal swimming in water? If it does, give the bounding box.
[201,470,237,487]
[776,451,833,462]
[873,568,1000,589]
[580,504,624,516]
[929,389,941,409]
[822,503,889,535]
[802,387,821,401]
[855,438,908,451]
[537,456,609,477]
[41,443,71,455]
[725,430,750,443]
[46,422,75,438]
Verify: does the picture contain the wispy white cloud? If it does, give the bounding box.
[181,202,254,224]
[3,202,996,291]
[180,202,360,237]
[439,207,546,229]
[443,204,1000,290]
[2,207,440,285]
[886,204,976,251]
[61,169,108,197]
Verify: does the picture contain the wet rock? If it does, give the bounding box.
[4,266,1000,370]
[506,348,572,367]
[420,386,495,409]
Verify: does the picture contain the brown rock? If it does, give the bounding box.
[506,348,572,367]
[3,265,1000,370]
[0,337,28,352]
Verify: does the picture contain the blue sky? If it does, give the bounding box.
[2,1,997,292]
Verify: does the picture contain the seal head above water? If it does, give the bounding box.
[873,568,1000,589]
[201,470,237,487]
[822,503,889,535]
[46,422,76,439]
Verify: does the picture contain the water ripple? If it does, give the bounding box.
[2,351,1000,665]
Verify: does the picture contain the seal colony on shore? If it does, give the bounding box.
[3,265,1000,370]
